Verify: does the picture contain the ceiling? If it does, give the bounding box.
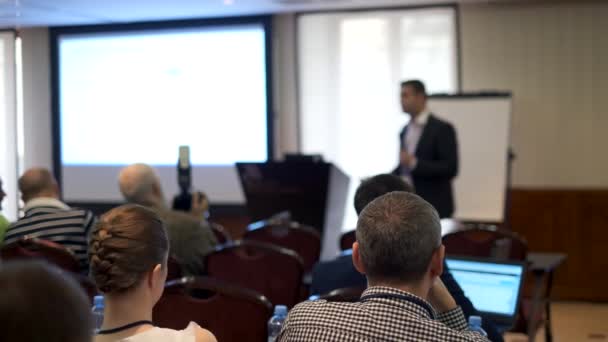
[0,0,511,29]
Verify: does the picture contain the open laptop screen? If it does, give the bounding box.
[446,257,524,317]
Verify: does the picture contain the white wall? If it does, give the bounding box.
[272,14,299,158]
[20,28,53,171]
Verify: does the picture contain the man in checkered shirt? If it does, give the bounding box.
[277,192,490,341]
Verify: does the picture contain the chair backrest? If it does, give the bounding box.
[154,276,273,342]
[310,286,365,303]
[339,230,356,251]
[167,256,183,281]
[209,222,232,244]
[0,237,81,273]
[71,273,98,304]
[205,240,305,307]
[244,221,321,272]
[442,225,528,261]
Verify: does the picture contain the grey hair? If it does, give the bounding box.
[118,163,161,207]
[356,191,441,283]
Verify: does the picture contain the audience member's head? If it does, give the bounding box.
[89,205,215,342]
[354,174,414,215]
[400,79,428,116]
[0,260,93,342]
[353,192,443,289]
[18,167,60,203]
[0,177,6,210]
[89,204,169,298]
[118,163,165,208]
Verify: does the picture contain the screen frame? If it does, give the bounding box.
[445,255,526,323]
[49,15,274,192]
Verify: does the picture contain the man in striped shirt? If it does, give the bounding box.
[3,168,97,273]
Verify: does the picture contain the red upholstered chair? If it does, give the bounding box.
[442,225,528,261]
[154,276,273,342]
[205,240,304,307]
[209,222,232,244]
[339,230,356,251]
[310,286,366,303]
[244,220,321,273]
[71,273,99,304]
[166,256,183,281]
[0,237,80,273]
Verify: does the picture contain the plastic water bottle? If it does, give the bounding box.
[92,295,105,333]
[268,305,288,342]
[468,315,488,337]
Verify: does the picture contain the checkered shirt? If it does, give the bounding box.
[277,286,490,341]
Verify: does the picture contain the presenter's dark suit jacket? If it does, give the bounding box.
[393,114,459,218]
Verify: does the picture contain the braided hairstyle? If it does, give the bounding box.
[89,204,169,294]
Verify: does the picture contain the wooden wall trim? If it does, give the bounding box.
[509,188,608,302]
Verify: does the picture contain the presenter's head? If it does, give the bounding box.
[400,80,427,117]
[118,163,166,209]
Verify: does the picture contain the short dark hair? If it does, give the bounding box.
[401,80,427,97]
[0,260,93,342]
[356,192,441,283]
[354,174,414,215]
[89,204,169,294]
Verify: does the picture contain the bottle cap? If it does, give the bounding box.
[468,315,482,327]
[93,295,104,308]
[274,305,288,316]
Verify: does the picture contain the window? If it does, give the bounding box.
[0,31,18,221]
[298,7,458,230]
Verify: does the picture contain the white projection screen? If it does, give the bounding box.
[51,17,272,204]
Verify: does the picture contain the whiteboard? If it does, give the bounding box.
[428,95,512,222]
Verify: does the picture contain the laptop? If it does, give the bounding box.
[445,256,526,332]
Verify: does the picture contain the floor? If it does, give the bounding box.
[504,301,608,342]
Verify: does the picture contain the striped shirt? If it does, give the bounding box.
[3,198,97,272]
[278,286,490,342]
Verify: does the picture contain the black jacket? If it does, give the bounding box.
[393,114,459,218]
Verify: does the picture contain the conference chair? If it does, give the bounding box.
[71,273,98,304]
[205,240,304,307]
[0,237,80,273]
[244,220,321,273]
[167,256,183,281]
[309,286,365,303]
[209,222,232,244]
[154,276,273,342]
[442,224,528,260]
[339,230,356,251]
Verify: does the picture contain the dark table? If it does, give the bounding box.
[526,252,567,342]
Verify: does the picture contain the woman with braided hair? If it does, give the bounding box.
[90,204,216,342]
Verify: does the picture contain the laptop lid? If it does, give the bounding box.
[445,256,526,327]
